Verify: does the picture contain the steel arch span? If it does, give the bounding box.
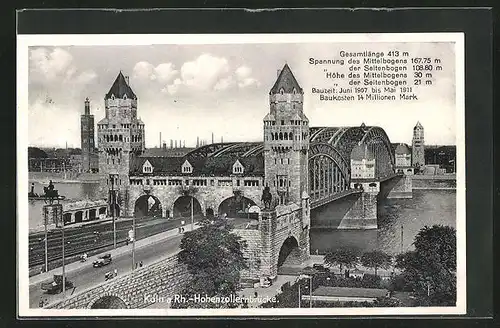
[359,126,395,175]
[308,143,350,203]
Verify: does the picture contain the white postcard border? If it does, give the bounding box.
[17,32,466,317]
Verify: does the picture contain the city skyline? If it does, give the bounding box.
[27,43,457,148]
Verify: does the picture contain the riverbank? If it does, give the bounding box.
[412,177,456,190]
[411,174,456,180]
[28,172,101,184]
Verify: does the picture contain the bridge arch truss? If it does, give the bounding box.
[308,143,350,203]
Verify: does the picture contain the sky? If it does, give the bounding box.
[26,41,457,148]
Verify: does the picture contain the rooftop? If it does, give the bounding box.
[105,71,137,100]
[270,64,303,95]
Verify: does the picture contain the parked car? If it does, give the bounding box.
[312,264,330,272]
[41,275,74,294]
[93,253,112,267]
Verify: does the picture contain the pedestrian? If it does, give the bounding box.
[39,297,44,308]
[139,261,143,268]
[135,263,138,269]
[114,268,118,277]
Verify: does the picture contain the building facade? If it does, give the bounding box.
[411,121,425,167]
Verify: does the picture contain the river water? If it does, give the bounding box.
[310,189,456,255]
[28,181,456,255]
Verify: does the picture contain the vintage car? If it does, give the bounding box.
[41,275,74,294]
[93,253,112,267]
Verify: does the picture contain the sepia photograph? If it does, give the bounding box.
[17,33,465,317]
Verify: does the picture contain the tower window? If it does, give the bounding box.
[281,120,285,125]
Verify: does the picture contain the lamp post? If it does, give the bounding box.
[400,224,404,254]
[44,210,48,273]
[190,196,194,230]
[298,274,313,308]
[61,214,66,296]
[309,275,313,308]
[132,215,136,270]
[110,174,117,249]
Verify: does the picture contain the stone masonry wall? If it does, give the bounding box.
[233,229,262,280]
[47,255,190,309]
[127,177,263,218]
[249,204,310,280]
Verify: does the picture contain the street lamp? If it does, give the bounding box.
[298,274,313,308]
[132,216,136,270]
[61,212,66,297]
[190,196,194,231]
[109,174,117,249]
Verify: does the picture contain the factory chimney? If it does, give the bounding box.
[163,142,167,150]
[211,133,214,144]
[175,140,178,148]
[197,137,199,147]
[170,139,173,149]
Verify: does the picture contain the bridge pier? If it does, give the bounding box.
[386,174,413,199]
[336,182,379,229]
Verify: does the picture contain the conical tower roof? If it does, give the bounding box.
[106,71,137,100]
[414,121,423,129]
[270,64,303,94]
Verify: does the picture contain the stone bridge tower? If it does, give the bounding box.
[97,72,145,217]
[256,64,310,279]
[263,64,310,204]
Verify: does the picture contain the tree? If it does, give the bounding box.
[395,225,456,306]
[174,217,248,308]
[360,251,392,276]
[324,247,360,273]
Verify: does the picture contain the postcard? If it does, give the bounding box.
[17,32,465,317]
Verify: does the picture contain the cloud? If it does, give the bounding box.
[162,78,182,95]
[214,76,234,91]
[29,47,97,87]
[133,61,178,83]
[162,55,260,95]
[30,48,73,81]
[179,53,230,91]
[235,65,260,88]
